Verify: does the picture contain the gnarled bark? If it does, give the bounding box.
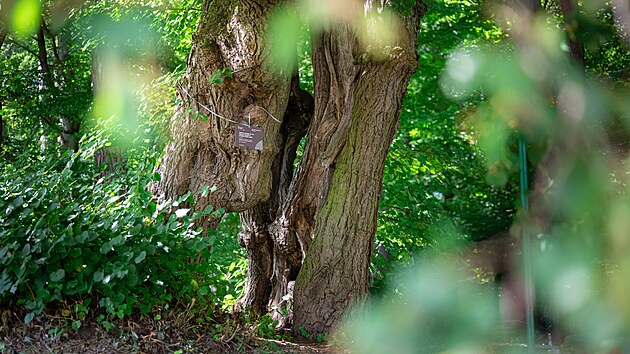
[292,3,426,334]
[157,0,426,336]
[156,0,293,228]
[238,73,312,314]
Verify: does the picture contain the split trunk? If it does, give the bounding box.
[157,0,426,335]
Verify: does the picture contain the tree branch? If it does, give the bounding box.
[164,7,202,12]
[41,18,62,65]
[36,24,50,74]
[0,26,8,51]
[558,0,585,66]
[3,36,39,58]
[36,21,54,88]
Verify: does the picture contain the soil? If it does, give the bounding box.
[0,315,339,354]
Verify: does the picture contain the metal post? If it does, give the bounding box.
[519,137,536,353]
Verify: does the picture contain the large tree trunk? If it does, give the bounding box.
[156,0,293,228]
[291,4,425,334]
[157,0,425,335]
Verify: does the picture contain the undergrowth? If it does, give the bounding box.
[0,132,248,332]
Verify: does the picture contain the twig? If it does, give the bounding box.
[164,7,202,12]
[178,82,282,125]
[222,324,239,344]
[177,83,241,125]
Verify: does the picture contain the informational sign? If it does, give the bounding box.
[234,125,264,150]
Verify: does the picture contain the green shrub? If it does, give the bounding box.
[0,137,244,325]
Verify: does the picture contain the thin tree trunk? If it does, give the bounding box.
[558,0,584,66]
[36,25,51,80]
[0,26,6,156]
[524,0,583,344]
[36,20,80,151]
[59,117,79,152]
[0,26,7,49]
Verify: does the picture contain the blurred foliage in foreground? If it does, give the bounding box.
[2,0,630,351]
[346,1,630,352]
[373,0,519,291]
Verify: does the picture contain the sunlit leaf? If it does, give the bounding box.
[11,0,41,36]
[266,5,302,72]
[50,269,65,282]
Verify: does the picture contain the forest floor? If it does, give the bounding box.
[0,315,340,354]
[0,315,578,353]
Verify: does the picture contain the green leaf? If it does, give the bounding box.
[93,270,104,283]
[175,208,190,218]
[21,244,31,257]
[147,201,157,214]
[11,0,41,36]
[100,242,112,255]
[24,312,35,324]
[13,196,24,208]
[111,235,124,246]
[134,251,146,264]
[50,269,65,282]
[177,192,191,204]
[20,208,31,218]
[127,272,139,287]
[140,304,151,314]
[299,326,310,338]
[212,207,226,218]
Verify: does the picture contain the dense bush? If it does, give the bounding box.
[0,135,245,326]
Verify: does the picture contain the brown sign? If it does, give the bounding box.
[234,125,264,150]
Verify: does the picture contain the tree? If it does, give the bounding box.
[156,0,426,335]
[0,23,7,156]
[0,3,92,154]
